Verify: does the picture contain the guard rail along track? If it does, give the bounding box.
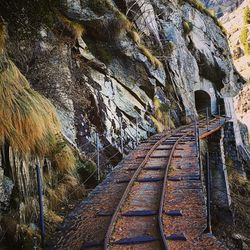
[102,118,219,250]
[51,110,228,250]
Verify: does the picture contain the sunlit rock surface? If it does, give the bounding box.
[0,1,245,246]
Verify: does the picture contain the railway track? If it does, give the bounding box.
[103,125,195,250]
[51,117,226,250]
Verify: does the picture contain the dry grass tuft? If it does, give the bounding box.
[0,19,7,53]
[45,209,63,224]
[113,11,132,33]
[183,0,227,35]
[139,45,162,68]
[128,30,141,45]
[53,145,76,172]
[183,20,192,34]
[152,97,174,132]
[57,13,85,39]
[0,58,60,155]
[44,209,63,237]
[46,188,61,208]
[46,174,85,209]
[169,165,177,173]
[0,21,76,173]
[87,0,132,36]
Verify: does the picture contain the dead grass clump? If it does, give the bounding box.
[46,188,61,208]
[0,21,76,173]
[183,0,227,35]
[139,45,162,68]
[46,173,85,209]
[227,169,250,238]
[183,20,192,34]
[45,209,63,224]
[87,0,132,36]
[127,26,162,68]
[44,209,63,239]
[57,13,85,39]
[0,59,60,156]
[169,165,177,173]
[128,30,141,44]
[229,171,250,196]
[112,11,132,33]
[0,19,7,53]
[53,144,76,172]
[151,97,174,132]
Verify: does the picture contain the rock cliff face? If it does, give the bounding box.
[16,1,243,143]
[215,0,250,145]
[234,83,250,148]
[0,0,244,246]
[220,0,250,80]
[2,0,242,160]
[201,0,244,17]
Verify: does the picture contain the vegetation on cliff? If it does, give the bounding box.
[240,6,250,55]
[180,0,227,34]
[0,20,89,248]
[0,0,245,248]
[243,5,250,24]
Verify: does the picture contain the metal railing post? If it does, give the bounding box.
[120,117,124,156]
[205,152,212,234]
[136,117,138,146]
[206,107,209,131]
[194,118,198,156]
[197,120,202,180]
[168,110,171,131]
[96,132,100,182]
[218,105,221,125]
[35,164,45,248]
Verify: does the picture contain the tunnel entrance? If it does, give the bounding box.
[195,90,211,113]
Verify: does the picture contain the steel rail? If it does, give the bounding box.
[103,121,198,249]
[158,130,193,249]
[103,131,172,249]
[103,117,221,249]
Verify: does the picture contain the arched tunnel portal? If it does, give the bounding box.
[195,90,211,113]
[194,89,225,115]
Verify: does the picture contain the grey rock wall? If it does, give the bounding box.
[50,0,243,157]
[0,0,244,181]
[0,168,14,213]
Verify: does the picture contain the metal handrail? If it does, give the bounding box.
[205,152,212,234]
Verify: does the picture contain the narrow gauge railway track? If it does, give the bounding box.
[52,117,226,250]
[103,126,194,250]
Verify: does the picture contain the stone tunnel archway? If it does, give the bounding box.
[193,79,218,115]
[195,90,211,113]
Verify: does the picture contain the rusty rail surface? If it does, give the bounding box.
[104,122,201,249]
[52,116,226,250]
[47,114,228,250]
[103,131,171,249]
[103,117,226,250]
[158,131,192,249]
